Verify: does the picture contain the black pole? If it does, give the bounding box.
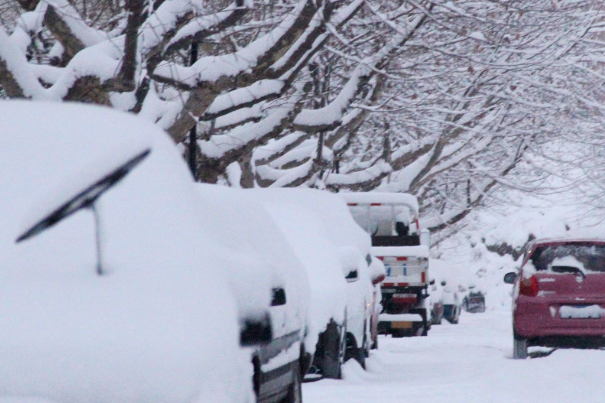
[188,42,199,179]
[91,203,104,276]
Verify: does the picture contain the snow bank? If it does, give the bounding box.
[0,101,253,403]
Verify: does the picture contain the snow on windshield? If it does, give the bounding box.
[532,244,605,273]
[339,192,418,236]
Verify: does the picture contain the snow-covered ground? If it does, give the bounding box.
[304,311,605,403]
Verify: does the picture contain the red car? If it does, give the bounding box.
[504,238,605,359]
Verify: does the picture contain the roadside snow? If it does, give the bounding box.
[304,311,605,403]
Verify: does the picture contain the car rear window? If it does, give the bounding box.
[531,244,605,273]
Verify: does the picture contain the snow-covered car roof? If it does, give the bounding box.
[529,237,605,247]
[257,188,372,255]
[0,101,253,403]
[372,245,430,258]
[339,192,419,217]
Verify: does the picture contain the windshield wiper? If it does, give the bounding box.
[16,149,151,275]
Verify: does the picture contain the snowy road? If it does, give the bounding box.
[304,311,605,403]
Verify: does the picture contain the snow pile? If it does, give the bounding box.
[0,101,253,403]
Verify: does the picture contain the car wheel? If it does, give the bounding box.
[344,334,366,369]
[320,324,344,379]
[513,336,528,359]
[281,362,302,403]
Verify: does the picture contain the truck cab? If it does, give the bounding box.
[341,192,431,337]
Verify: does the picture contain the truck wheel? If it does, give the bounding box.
[281,362,302,403]
[513,336,528,359]
[391,329,406,338]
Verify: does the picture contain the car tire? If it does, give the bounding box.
[345,347,366,369]
[281,362,302,403]
[344,335,366,369]
[513,336,528,359]
[319,324,344,380]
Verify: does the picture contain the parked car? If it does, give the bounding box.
[249,189,385,379]
[463,286,486,313]
[504,238,605,359]
[195,184,311,401]
[0,102,259,403]
[441,280,461,324]
[429,278,445,325]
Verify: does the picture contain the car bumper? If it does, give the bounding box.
[514,297,605,338]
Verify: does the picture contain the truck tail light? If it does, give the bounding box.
[421,272,426,284]
[519,275,538,297]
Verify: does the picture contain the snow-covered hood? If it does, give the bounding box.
[0,101,252,403]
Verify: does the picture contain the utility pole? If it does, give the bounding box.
[188,42,199,179]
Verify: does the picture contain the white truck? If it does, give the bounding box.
[341,192,431,337]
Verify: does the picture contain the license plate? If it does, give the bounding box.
[394,293,416,299]
[391,321,413,329]
[559,305,603,319]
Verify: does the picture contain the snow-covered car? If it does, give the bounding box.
[0,102,257,403]
[441,280,461,324]
[504,238,605,359]
[429,278,445,325]
[195,184,311,401]
[463,286,486,313]
[430,259,472,325]
[249,189,384,378]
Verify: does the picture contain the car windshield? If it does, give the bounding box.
[531,244,605,273]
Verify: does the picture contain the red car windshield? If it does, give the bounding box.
[531,244,605,273]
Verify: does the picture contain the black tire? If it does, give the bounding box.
[513,336,528,359]
[450,309,459,324]
[391,329,406,338]
[345,346,366,369]
[281,362,302,403]
[317,323,344,380]
[344,334,366,369]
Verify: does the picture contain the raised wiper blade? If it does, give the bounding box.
[16,149,151,243]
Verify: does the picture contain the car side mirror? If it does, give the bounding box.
[429,279,436,286]
[371,273,385,285]
[271,288,286,306]
[346,269,359,282]
[503,272,517,284]
[240,313,272,346]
